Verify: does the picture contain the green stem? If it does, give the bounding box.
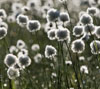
[11,80,16,89]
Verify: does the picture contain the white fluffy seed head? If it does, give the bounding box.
[17,14,29,27]
[31,44,40,51]
[80,65,88,74]
[79,56,85,61]
[73,26,84,37]
[4,54,18,67]
[16,40,26,49]
[80,13,93,25]
[9,45,18,54]
[27,0,41,10]
[18,55,31,68]
[17,49,28,57]
[12,2,23,13]
[71,39,85,54]
[0,22,8,29]
[87,7,98,16]
[47,8,60,22]
[45,45,57,58]
[59,12,70,22]
[47,29,56,40]
[90,40,100,54]
[7,67,20,79]
[0,27,7,39]
[0,9,7,19]
[55,27,70,42]
[34,53,42,63]
[7,15,16,23]
[95,26,100,38]
[27,20,41,32]
[65,61,72,65]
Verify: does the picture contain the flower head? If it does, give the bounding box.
[45,45,57,58]
[4,54,18,67]
[90,40,100,54]
[18,55,31,68]
[47,29,56,40]
[80,13,93,25]
[17,14,29,27]
[80,65,88,74]
[16,40,26,49]
[7,67,20,79]
[56,27,70,42]
[0,27,7,39]
[47,8,60,22]
[95,26,100,38]
[73,26,84,37]
[27,20,41,32]
[59,12,70,22]
[71,39,85,53]
[0,9,7,19]
[31,44,40,51]
[34,53,42,63]
[87,7,98,16]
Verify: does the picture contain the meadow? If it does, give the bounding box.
[0,0,100,89]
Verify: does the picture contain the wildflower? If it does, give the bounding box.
[16,40,26,49]
[80,13,93,25]
[71,39,85,53]
[87,7,98,16]
[56,27,70,42]
[79,56,85,61]
[47,8,60,22]
[18,55,31,68]
[95,26,100,38]
[17,14,29,27]
[73,26,84,37]
[7,15,16,23]
[27,0,41,10]
[90,40,100,54]
[59,12,70,22]
[80,65,88,74]
[47,29,56,40]
[0,27,7,39]
[27,20,41,32]
[7,67,20,79]
[84,24,95,35]
[65,60,72,65]
[0,22,8,29]
[12,2,23,13]
[9,45,18,54]
[34,53,42,63]
[45,45,57,58]
[4,54,18,67]
[31,44,40,51]
[0,9,7,19]
[17,49,28,57]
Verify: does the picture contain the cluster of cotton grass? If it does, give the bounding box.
[1,0,100,89]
